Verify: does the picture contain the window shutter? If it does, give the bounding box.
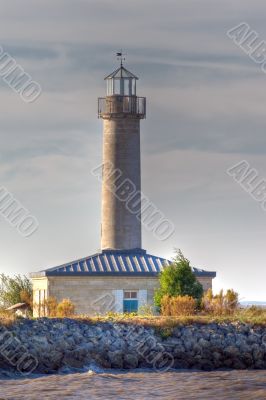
[139,290,147,308]
[112,290,123,313]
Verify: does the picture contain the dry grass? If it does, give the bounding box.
[0,307,17,326]
[161,295,196,316]
[0,306,266,328]
[74,306,266,328]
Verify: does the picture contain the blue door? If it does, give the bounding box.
[123,291,138,313]
[123,299,138,313]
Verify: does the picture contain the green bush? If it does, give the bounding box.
[0,274,32,310]
[154,250,203,309]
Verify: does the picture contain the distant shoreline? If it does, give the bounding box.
[240,301,266,307]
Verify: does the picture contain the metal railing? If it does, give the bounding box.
[98,96,146,118]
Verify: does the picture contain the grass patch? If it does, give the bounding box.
[0,307,17,327]
[74,307,266,328]
[1,307,266,328]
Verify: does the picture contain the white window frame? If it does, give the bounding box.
[123,290,138,300]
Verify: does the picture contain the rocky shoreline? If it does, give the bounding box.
[0,318,265,375]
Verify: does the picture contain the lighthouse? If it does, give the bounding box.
[31,55,216,317]
[98,55,146,251]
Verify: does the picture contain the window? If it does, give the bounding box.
[132,79,136,95]
[114,79,120,94]
[124,79,130,95]
[123,291,138,313]
[124,291,137,299]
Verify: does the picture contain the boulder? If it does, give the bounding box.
[124,353,139,369]
[107,350,123,368]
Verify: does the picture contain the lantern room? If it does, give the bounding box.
[104,65,138,96]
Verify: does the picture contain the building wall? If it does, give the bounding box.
[32,275,214,317]
[32,277,49,317]
[197,276,213,292]
[48,276,156,315]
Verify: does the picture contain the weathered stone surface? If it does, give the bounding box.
[0,319,265,375]
[101,114,142,251]
[108,350,124,368]
[124,353,139,369]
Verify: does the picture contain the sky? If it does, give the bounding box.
[0,0,266,301]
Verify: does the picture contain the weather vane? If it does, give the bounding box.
[116,50,126,66]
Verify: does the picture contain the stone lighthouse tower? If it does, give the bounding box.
[31,56,216,317]
[98,56,146,251]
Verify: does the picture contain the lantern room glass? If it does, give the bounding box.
[107,77,136,96]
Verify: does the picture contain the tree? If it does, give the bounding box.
[0,274,33,310]
[154,250,203,308]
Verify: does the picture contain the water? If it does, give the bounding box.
[0,370,265,400]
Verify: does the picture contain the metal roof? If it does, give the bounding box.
[30,249,216,278]
[104,66,139,80]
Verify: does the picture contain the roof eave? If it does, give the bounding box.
[194,271,217,278]
[40,271,159,277]
[30,271,47,278]
[30,270,216,279]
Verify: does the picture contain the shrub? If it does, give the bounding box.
[57,299,75,317]
[224,289,239,313]
[20,289,33,308]
[0,274,32,310]
[200,287,213,313]
[154,250,203,308]
[35,297,76,318]
[44,296,58,317]
[158,327,174,339]
[161,295,196,316]
[244,305,265,317]
[138,304,156,316]
[201,288,239,315]
[161,295,172,316]
[0,305,12,319]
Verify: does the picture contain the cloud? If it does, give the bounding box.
[0,0,265,300]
